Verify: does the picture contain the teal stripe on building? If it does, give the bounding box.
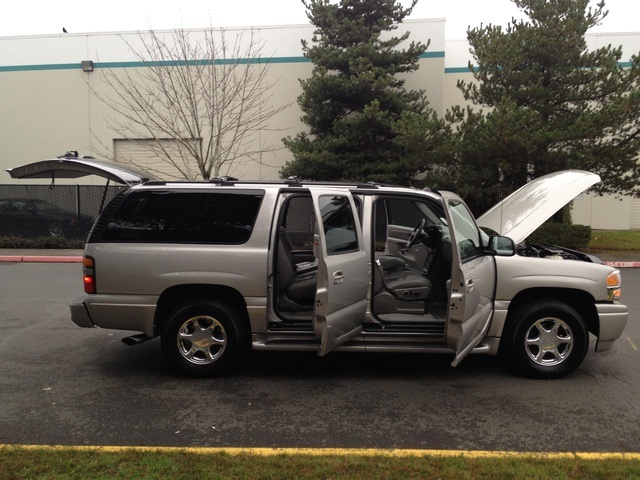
[0,50,446,72]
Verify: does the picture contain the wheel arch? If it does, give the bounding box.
[506,287,598,336]
[154,284,251,338]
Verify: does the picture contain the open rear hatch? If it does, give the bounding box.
[6,151,156,186]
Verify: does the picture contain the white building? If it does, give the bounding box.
[1,20,638,228]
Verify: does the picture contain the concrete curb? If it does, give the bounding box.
[604,261,640,268]
[0,255,83,263]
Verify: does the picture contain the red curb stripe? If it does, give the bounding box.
[604,261,640,268]
[0,256,82,263]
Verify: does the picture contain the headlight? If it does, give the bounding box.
[607,270,621,301]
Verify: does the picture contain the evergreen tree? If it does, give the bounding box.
[281,0,441,184]
[437,0,640,215]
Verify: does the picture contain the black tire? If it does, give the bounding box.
[500,300,589,379]
[161,298,247,378]
[48,221,64,237]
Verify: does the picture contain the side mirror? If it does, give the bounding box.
[487,235,516,256]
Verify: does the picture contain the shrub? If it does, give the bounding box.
[527,223,591,250]
[0,236,84,249]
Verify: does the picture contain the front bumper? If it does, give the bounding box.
[595,302,629,352]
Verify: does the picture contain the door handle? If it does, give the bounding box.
[333,270,344,284]
[465,279,474,293]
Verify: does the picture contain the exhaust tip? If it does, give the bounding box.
[122,334,150,346]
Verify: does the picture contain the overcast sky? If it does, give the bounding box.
[1,0,638,39]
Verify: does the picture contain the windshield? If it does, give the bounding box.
[31,200,58,212]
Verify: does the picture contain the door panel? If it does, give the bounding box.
[441,191,496,366]
[386,224,430,269]
[386,224,412,258]
[311,190,369,356]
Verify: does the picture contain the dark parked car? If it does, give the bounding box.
[0,198,92,238]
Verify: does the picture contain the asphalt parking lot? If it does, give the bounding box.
[1,259,639,452]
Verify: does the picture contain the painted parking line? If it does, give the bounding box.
[2,444,640,460]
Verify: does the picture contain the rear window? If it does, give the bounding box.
[99,189,264,244]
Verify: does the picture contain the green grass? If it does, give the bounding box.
[1,446,640,480]
[589,230,640,252]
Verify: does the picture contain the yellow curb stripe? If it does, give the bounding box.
[2,444,640,460]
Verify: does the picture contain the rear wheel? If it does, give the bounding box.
[501,300,589,379]
[161,299,247,377]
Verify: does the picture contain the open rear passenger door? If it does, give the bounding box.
[310,190,369,356]
[441,191,496,366]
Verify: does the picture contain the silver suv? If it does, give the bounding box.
[55,165,626,379]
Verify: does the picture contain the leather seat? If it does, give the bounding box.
[277,228,317,311]
[375,255,432,301]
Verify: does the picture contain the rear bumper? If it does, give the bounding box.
[595,302,629,352]
[70,295,95,328]
[69,293,158,337]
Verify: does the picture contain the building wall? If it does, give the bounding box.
[1,21,638,228]
[0,20,445,184]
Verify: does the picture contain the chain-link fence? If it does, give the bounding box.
[281,195,316,250]
[0,184,127,240]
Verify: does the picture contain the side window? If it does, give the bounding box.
[386,198,427,228]
[13,200,29,212]
[448,199,481,261]
[281,196,315,250]
[101,190,264,244]
[318,195,358,255]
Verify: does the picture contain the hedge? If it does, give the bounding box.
[0,236,84,249]
[527,223,591,250]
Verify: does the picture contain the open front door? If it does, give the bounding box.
[310,190,369,356]
[441,191,496,366]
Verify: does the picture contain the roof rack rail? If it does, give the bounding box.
[143,180,168,186]
[284,176,303,186]
[357,181,379,189]
[283,176,379,189]
[209,176,239,185]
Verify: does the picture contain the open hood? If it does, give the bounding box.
[477,170,600,244]
[6,155,156,185]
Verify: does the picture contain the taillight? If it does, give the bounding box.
[83,255,96,294]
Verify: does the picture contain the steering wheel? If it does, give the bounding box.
[406,218,426,249]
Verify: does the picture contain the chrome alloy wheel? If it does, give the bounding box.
[524,317,573,366]
[177,315,227,365]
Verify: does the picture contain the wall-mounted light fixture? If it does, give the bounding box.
[81,60,94,72]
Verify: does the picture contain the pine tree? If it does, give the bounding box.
[440,0,640,215]
[281,0,441,184]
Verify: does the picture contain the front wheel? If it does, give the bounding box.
[161,299,247,377]
[500,300,589,379]
[48,221,64,237]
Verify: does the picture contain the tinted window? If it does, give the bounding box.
[101,190,264,244]
[386,198,426,228]
[318,195,358,255]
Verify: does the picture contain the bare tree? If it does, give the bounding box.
[93,27,289,180]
